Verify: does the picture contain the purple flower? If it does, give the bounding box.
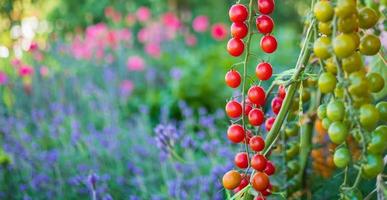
[170,68,182,80]
[154,123,180,155]
[87,173,99,190]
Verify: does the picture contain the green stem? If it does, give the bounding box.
[263,19,316,155]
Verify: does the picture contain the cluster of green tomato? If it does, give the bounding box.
[312,0,386,184]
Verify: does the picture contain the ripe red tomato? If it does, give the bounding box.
[265,117,275,131]
[233,174,250,193]
[226,100,243,118]
[231,22,248,39]
[251,154,267,171]
[225,70,241,88]
[256,15,274,34]
[227,38,245,56]
[243,130,253,144]
[271,97,283,115]
[252,172,270,191]
[222,170,242,190]
[260,35,277,53]
[278,85,286,99]
[255,196,266,200]
[264,161,275,175]
[249,136,265,152]
[227,124,245,143]
[229,4,249,23]
[255,62,273,81]
[248,86,266,106]
[244,100,253,115]
[260,183,272,196]
[234,152,249,169]
[258,0,275,14]
[248,108,265,126]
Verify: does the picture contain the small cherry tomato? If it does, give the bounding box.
[367,73,385,93]
[359,7,379,29]
[359,104,380,129]
[227,38,245,57]
[249,136,265,152]
[248,86,266,106]
[317,104,327,119]
[277,85,286,99]
[251,172,270,191]
[255,62,273,81]
[257,0,275,14]
[248,108,265,126]
[328,121,348,144]
[337,14,359,33]
[360,34,381,56]
[313,1,334,22]
[231,22,248,39]
[271,97,283,115]
[314,36,331,59]
[265,117,275,131]
[333,34,356,58]
[318,22,332,35]
[376,102,387,122]
[251,154,267,171]
[235,152,249,169]
[342,52,363,73]
[362,154,384,179]
[318,72,336,93]
[225,70,242,88]
[326,100,345,121]
[333,147,351,168]
[229,4,248,23]
[367,125,387,154]
[222,170,242,190]
[335,0,356,18]
[260,35,277,53]
[256,15,274,34]
[227,124,245,143]
[264,161,276,175]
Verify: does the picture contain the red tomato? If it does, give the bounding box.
[256,15,274,34]
[243,130,253,144]
[278,85,286,99]
[231,22,248,39]
[258,0,275,14]
[233,174,250,193]
[264,161,276,176]
[225,70,241,88]
[260,183,272,196]
[227,38,245,56]
[226,100,243,118]
[255,62,273,81]
[265,117,275,131]
[249,136,265,152]
[271,97,283,115]
[251,154,267,171]
[252,172,270,191]
[248,86,266,106]
[248,108,265,126]
[227,124,245,143]
[243,100,253,115]
[234,152,249,169]
[229,4,249,23]
[255,197,266,200]
[260,35,277,53]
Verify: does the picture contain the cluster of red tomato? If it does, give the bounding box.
[222,1,281,199]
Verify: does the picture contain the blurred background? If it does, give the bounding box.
[0,0,385,199]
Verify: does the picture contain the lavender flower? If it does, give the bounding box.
[154,123,180,155]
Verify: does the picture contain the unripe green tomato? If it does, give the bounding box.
[285,121,299,137]
[342,52,363,73]
[348,32,361,48]
[367,125,387,154]
[327,100,345,121]
[362,154,384,179]
[286,143,300,160]
[359,7,379,29]
[318,72,336,93]
[328,121,348,144]
[338,14,359,33]
[333,34,357,58]
[360,104,380,129]
[367,72,385,93]
[314,36,332,59]
[322,117,332,130]
[349,71,368,97]
[318,22,332,35]
[335,86,345,99]
[335,0,357,18]
[343,188,363,200]
[313,1,334,22]
[360,34,381,56]
[302,89,311,102]
[324,58,337,74]
[352,92,373,108]
[287,160,300,177]
[333,147,351,168]
[376,101,387,121]
[317,104,327,119]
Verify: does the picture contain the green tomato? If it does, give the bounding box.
[335,0,357,18]
[360,104,380,129]
[342,188,363,200]
[342,52,363,74]
[362,154,384,179]
[348,32,360,48]
[333,147,351,168]
[286,143,300,160]
[318,72,336,93]
[367,125,387,154]
[314,36,332,59]
[318,22,332,35]
[328,121,348,144]
[325,58,337,74]
[335,86,345,99]
[367,72,385,93]
[285,121,299,137]
[360,34,381,56]
[322,117,332,130]
[287,160,300,177]
[359,7,379,29]
[327,100,345,121]
[317,104,327,119]
[349,71,368,97]
[313,1,334,22]
[338,14,359,33]
[333,34,357,58]
[376,101,387,121]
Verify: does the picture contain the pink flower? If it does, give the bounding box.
[19,65,34,77]
[211,23,228,41]
[136,7,151,22]
[127,56,145,71]
[185,35,197,46]
[29,42,38,52]
[145,43,161,58]
[0,71,8,85]
[126,14,136,25]
[120,80,134,96]
[162,12,181,31]
[192,16,209,32]
[11,58,21,67]
[40,66,49,77]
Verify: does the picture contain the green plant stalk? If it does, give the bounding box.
[263,19,316,155]
[298,118,314,186]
